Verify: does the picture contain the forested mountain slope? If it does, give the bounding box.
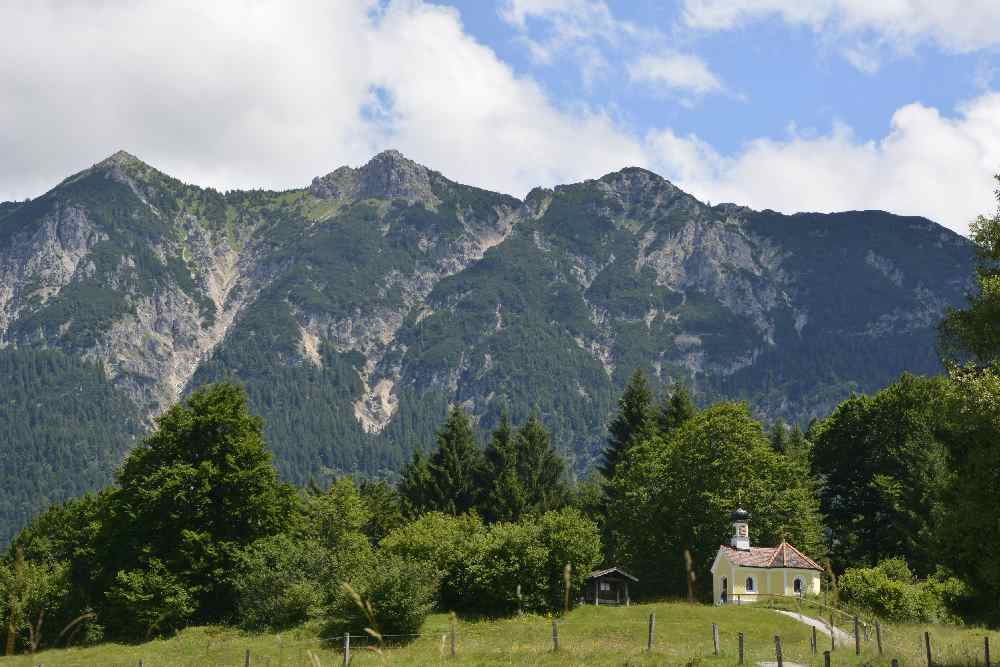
[0,150,974,538]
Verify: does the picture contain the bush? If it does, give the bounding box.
[104,559,195,639]
[457,509,602,616]
[380,512,483,608]
[326,553,439,640]
[229,535,336,631]
[461,521,549,615]
[537,508,603,610]
[838,558,971,623]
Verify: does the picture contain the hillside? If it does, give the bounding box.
[0,150,974,539]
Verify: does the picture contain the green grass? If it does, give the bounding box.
[4,601,995,667]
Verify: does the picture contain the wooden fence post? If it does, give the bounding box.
[343,633,350,667]
[517,584,522,615]
[774,635,783,667]
[811,626,817,654]
[450,616,457,658]
[738,632,744,665]
[876,620,883,656]
[713,623,720,656]
[552,619,559,651]
[245,648,252,667]
[647,613,655,651]
[854,616,861,656]
[985,636,991,667]
[824,650,831,667]
[830,614,836,651]
[925,631,933,667]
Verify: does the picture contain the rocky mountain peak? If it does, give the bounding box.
[309,149,438,206]
[96,149,144,170]
[596,166,685,201]
[85,150,166,195]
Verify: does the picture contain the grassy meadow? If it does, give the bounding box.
[1,601,995,667]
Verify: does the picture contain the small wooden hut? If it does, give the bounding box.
[583,567,638,606]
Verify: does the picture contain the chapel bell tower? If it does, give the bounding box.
[730,507,751,550]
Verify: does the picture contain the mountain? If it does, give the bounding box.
[0,150,973,542]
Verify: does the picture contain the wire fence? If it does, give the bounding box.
[10,599,996,667]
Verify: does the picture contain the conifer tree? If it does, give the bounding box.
[656,383,696,436]
[514,413,567,516]
[769,419,790,453]
[600,369,654,480]
[478,413,527,522]
[398,451,434,517]
[399,407,483,516]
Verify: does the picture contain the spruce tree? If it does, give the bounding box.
[514,413,567,516]
[399,407,483,516]
[769,419,790,453]
[398,451,434,517]
[656,383,696,436]
[601,369,654,479]
[478,413,527,522]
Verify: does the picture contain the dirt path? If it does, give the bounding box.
[775,609,853,644]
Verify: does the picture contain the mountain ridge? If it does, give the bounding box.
[0,149,974,543]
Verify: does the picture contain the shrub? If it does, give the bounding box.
[326,553,439,640]
[838,558,972,623]
[380,512,483,608]
[104,559,195,639]
[457,509,602,616]
[537,508,603,610]
[229,535,336,631]
[461,521,549,615]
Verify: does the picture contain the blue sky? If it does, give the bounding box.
[2,0,999,234]
[444,1,995,154]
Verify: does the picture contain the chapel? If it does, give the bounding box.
[710,508,823,604]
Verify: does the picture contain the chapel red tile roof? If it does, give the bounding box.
[718,541,822,571]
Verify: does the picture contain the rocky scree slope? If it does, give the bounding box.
[0,150,974,539]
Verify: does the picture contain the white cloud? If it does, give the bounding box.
[628,53,725,96]
[2,0,996,238]
[0,0,644,202]
[499,0,633,43]
[682,0,1000,72]
[498,0,654,86]
[648,93,1000,236]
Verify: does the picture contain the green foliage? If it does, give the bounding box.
[838,558,969,624]
[228,535,334,631]
[295,477,371,550]
[656,384,696,436]
[326,552,439,639]
[0,547,70,653]
[937,364,1000,624]
[0,348,141,545]
[100,383,297,625]
[380,512,483,609]
[811,374,950,575]
[606,402,826,598]
[939,174,1000,364]
[536,508,603,611]
[104,559,194,640]
[398,407,483,516]
[600,369,654,480]
[459,521,551,615]
[478,413,568,522]
[456,509,601,616]
[358,480,406,545]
